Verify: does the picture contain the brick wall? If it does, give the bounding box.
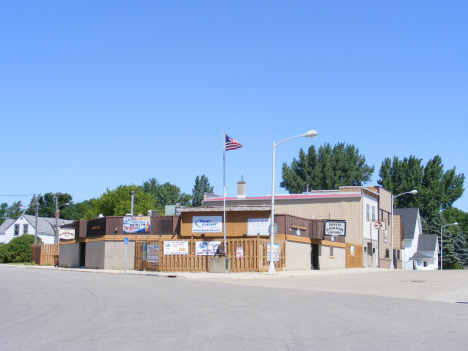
[104,241,135,270]
[285,241,311,271]
[319,246,345,270]
[59,243,80,268]
[85,241,105,269]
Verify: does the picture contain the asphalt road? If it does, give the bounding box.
[1,266,467,351]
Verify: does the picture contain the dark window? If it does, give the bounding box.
[372,206,376,222]
[385,249,390,259]
[366,204,370,221]
[397,250,400,260]
[364,246,367,253]
[423,261,427,267]
[330,247,334,257]
[23,224,28,234]
[14,224,19,236]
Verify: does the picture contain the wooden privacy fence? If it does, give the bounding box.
[30,244,59,265]
[345,243,363,268]
[135,238,286,272]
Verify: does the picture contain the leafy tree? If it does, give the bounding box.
[25,193,72,218]
[0,234,42,263]
[142,178,191,213]
[192,175,214,207]
[0,203,8,224]
[0,201,25,224]
[60,199,94,220]
[84,185,154,219]
[280,143,374,193]
[378,155,464,221]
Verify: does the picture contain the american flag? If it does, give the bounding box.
[225,134,242,151]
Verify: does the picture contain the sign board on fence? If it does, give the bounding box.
[236,247,244,258]
[164,241,189,255]
[267,243,280,262]
[147,244,159,262]
[123,216,151,234]
[142,243,147,261]
[247,218,271,235]
[195,241,221,256]
[372,221,386,230]
[350,245,355,256]
[59,228,75,240]
[324,221,346,236]
[192,216,223,233]
[124,237,129,245]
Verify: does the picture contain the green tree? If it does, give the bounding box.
[0,201,24,223]
[192,175,214,207]
[280,143,374,193]
[60,199,95,220]
[378,155,464,221]
[142,178,191,213]
[84,185,154,219]
[25,193,73,218]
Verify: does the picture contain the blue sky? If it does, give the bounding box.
[1,1,467,211]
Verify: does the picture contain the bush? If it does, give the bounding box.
[0,235,42,263]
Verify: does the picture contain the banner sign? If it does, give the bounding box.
[164,241,189,255]
[142,243,147,260]
[372,221,386,230]
[59,228,75,240]
[192,216,223,233]
[247,218,271,235]
[147,244,159,262]
[267,243,280,262]
[324,221,346,236]
[236,247,244,258]
[123,216,151,234]
[195,241,221,256]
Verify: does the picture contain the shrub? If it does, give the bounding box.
[0,235,42,263]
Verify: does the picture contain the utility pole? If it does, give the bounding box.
[52,193,62,244]
[34,201,40,244]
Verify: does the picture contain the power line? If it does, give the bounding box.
[0,194,36,196]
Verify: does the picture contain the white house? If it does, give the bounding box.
[410,234,439,270]
[394,208,423,270]
[3,214,73,244]
[0,219,15,244]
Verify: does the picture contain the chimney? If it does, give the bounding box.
[237,176,246,199]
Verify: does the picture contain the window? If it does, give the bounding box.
[364,246,367,253]
[23,224,28,234]
[330,247,334,257]
[366,204,370,221]
[372,206,375,222]
[396,250,400,260]
[385,249,390,259]
[14,224,20,236]
[423,261,427,267]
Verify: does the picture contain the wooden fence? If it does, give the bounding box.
[345,243,363,268]
[135,238,286,272]
[30,244,59,265]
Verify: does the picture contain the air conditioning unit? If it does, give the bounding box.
[147,210,159,216]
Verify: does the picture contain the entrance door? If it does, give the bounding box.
[311,244,319,270]
[79,243,86,267]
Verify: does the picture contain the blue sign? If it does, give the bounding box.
[124,237,129,245]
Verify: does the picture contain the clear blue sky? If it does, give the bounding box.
[1,1,467,211]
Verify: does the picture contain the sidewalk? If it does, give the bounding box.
[19,264,393,279]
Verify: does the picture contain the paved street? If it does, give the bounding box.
[1,266,468,351]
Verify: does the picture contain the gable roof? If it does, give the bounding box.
[0,219,15,234]
[417,234,438,252]
[14,214,74,235]
[393,208,420,240]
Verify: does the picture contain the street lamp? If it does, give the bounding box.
[441,222,458,270]
[268,130,318,275]
[391,190,417,269]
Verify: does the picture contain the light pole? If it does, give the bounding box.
[391,190,417,269]
[268,130,317,275]
[441,222,458,270]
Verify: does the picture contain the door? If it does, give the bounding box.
[311,244,319,270]
[79,243,86,267]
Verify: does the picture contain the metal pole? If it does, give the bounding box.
[268,141,276,275]
[441,225,443,270]
[55,194,59,245]
[34,202,39,244]
[130,191,135,216]
[125,243,127,274]
[390,196,394,269]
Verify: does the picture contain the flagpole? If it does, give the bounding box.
[223,132,227,252]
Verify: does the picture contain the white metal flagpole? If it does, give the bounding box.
[223,132,227,251]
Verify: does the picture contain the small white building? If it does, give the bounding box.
[410,234,439,270]
[3,214,73,244]
[0,219,15,244]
